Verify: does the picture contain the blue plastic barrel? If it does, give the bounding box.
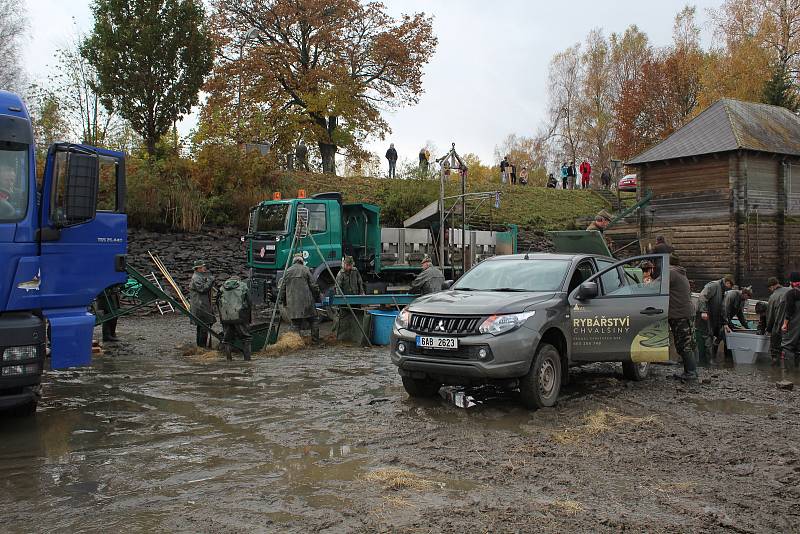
[368,310,399,346]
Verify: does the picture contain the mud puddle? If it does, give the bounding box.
[688,397,780,416]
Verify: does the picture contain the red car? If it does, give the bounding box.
[618,174,637,192]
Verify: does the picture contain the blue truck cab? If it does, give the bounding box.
[0,90,127,413]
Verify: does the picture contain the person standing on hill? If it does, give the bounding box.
[560,162,568,189]
[567,161,576,189]
[579,159,591,189]
[419,147,430,175]
[510,162,517,185]
[500,156,510,184]
[385,143,398,178]
[601,167,611,190]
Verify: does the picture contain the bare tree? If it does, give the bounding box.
[546,45,585,166]
[0,0,28,93]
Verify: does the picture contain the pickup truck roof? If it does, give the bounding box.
[482,252,614,262]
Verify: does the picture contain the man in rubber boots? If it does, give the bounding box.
[218,276,253,361]
[660,254,698,381]
[335,256,366,342]
[280,254,321,343]
[781,272,800,368]
[698,274,735,363]
[410,255,445,295]
[189,260,216,348]
[766,276,790,366]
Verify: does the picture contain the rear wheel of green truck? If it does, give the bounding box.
[519,343,562,409]
[401,376,441,398]
[622,361,649,381]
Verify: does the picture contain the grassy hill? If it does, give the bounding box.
[275,173,610,230]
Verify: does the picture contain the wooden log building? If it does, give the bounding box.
[623,98,800,295]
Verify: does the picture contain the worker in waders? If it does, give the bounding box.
[698,274,734,363]
[781,272,800,368]
[766,277,790,366]
[280,254,321,343]
[410,255,445,295]
[189,260,215,348]
[218,276,252,361]
[335,256,366,342]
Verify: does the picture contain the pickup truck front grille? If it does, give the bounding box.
[409,314,482,335]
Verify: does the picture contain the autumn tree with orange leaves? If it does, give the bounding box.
[204,0,436,175]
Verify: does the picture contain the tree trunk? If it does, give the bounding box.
[146,136,157,157]
[319,142,337,175]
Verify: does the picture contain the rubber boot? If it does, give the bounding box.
[311,322,321,345]
[223,343,232,361]
[243,344,252,361]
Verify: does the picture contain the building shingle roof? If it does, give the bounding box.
[626,99,800,165]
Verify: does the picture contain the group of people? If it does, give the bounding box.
[499,156,529,185]
[188,251,447,359]
[698,270,800,369]
[558,160,611,190]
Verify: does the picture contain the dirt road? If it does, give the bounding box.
[2,313,799,533]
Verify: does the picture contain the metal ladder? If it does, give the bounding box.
[143,272,175,315]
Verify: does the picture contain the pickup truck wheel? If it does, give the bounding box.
[622,361,649,381]
[519,343,562,409]
[401,376,441,398]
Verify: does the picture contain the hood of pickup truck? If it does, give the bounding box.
[407,290,558,315]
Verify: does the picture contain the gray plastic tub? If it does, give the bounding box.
[725,330,770,364]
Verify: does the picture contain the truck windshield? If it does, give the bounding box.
[0,142,28,223]
[255,203,289,233]
[454,259,571,292]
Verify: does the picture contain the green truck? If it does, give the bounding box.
[244,192,518,301]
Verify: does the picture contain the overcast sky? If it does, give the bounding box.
[22,0,724,165]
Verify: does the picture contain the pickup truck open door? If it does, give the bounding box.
[568,254,671,364]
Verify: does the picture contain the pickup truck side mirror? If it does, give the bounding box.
[576,281,599,300]
[61,153,99,226]
[442,280,454,290]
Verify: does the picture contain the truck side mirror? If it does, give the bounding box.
[62,153,99,226]
[576,281,599,300]
[442,280,454,290]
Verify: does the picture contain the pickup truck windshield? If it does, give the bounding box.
[455,259,571,292]
[255,203,289,233]
[0,142,28,223]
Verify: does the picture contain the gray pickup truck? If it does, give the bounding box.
[390,252,671,409]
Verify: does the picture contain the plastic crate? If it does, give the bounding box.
[725,330,770,365]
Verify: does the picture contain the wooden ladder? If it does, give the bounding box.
[144,272,175,315]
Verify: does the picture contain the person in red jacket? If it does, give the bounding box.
[579,159,591,189]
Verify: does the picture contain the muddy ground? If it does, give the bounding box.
[2,313,799,533]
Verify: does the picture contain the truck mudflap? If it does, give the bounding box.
[43,308,95,368]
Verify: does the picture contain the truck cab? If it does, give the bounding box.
[246,192,381,299]
[0,90,126,412]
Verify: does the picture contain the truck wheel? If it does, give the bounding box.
[401,376,441,398]
[519,343,562,409]
[622,361,649,381]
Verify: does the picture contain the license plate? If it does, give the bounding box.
[416,336,458,350]
[265,245,275,250]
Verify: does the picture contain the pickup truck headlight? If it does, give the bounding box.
[479,311,535,336]
[395,308,410,330]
